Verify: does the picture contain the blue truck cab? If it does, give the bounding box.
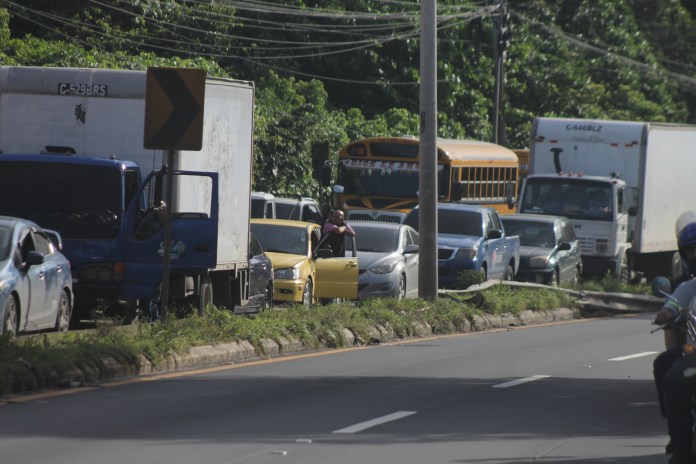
[404,203,520,288]
[0,153,220,320]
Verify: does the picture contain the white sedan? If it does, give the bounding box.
[350,221,419,299]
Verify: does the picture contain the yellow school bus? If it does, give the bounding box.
[328,137,519,222]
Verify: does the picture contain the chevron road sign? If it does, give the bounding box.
[144,67,205,150]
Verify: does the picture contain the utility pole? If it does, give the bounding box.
[492,0,510,146]
[419,0,438,300]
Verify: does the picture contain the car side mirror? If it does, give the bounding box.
[486,229,502,240]
[558,242,571,251]
[628,206,637,217]
[314,248,334,259]
[404,244,419,254]
[26,250,45,267]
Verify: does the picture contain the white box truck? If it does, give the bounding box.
[517,117,696,282]
[0,66,255,319]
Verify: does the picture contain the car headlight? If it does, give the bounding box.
[369,258,399,274]
[530,256,556,268]
[275,267,300,280]
[455,247,477,259]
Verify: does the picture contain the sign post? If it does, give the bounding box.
[144,67,205,317]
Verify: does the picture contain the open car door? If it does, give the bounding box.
[313,234,358,299]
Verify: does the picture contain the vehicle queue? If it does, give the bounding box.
[0,187,589,336]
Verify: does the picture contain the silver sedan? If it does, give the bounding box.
[350,221,419,299]
[0,216,73,334]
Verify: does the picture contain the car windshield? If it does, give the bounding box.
[502,220,556,248]
[275,203,300,220]
[519,178,613,221]
[0,225,11,261]
[250,223,309,255]
[352,225,399,252]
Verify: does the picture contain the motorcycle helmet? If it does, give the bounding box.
[678,221,696,276]
[675,211,696,238]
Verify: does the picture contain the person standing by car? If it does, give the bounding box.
[322,209,355,257]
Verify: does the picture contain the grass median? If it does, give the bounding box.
[1,285,581,397]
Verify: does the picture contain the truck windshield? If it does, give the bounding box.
[338,162,447,198]
[0,161,122,239]
[520,178,613,221]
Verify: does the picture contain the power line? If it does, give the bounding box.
[514,9,696,91]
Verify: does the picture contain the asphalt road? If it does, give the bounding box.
[0,313,670,464]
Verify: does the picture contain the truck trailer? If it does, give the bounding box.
[0,66,255,320]
[518,117,696,282]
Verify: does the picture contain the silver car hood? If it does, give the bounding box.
[356,251,399,270]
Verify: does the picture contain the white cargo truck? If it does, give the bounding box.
[518,117,696,282]
[0,66,255,319]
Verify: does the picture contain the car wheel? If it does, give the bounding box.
[301,280,313,307]
[3,295,18,335]
[264,283,274,310]
[54,290,71,332]
[396,275,406,300]
[549,269,559,287]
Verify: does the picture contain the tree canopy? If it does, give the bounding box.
[1,0,694,197]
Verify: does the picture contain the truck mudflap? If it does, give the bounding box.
[210,267,250,312]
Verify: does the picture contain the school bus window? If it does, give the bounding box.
[347,143,367,157]
[370,142,419,159]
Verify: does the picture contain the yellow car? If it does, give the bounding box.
[250,219,358,305]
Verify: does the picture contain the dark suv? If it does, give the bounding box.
[500,213,582,286]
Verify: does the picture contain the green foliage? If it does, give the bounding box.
[1,0,695,195]
[579,274,651,294]
[455,270,486,289]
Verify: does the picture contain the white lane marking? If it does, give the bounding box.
[608,351,658,361]
[492,375,550,388]
[333,411,417,434]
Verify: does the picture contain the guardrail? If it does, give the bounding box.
[440,280,664,315]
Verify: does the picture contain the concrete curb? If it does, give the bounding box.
[5,300,645,397]
[47,307,583,389]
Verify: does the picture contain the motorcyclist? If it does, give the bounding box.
[653,219,696,463]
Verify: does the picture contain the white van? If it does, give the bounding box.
[251,192,276,219]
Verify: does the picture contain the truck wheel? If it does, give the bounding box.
[54,290,71,332]
[302,280,313,307]
[198,277,213,317]
[618,251,634,283]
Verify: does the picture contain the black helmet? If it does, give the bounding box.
[678,221,696,276]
